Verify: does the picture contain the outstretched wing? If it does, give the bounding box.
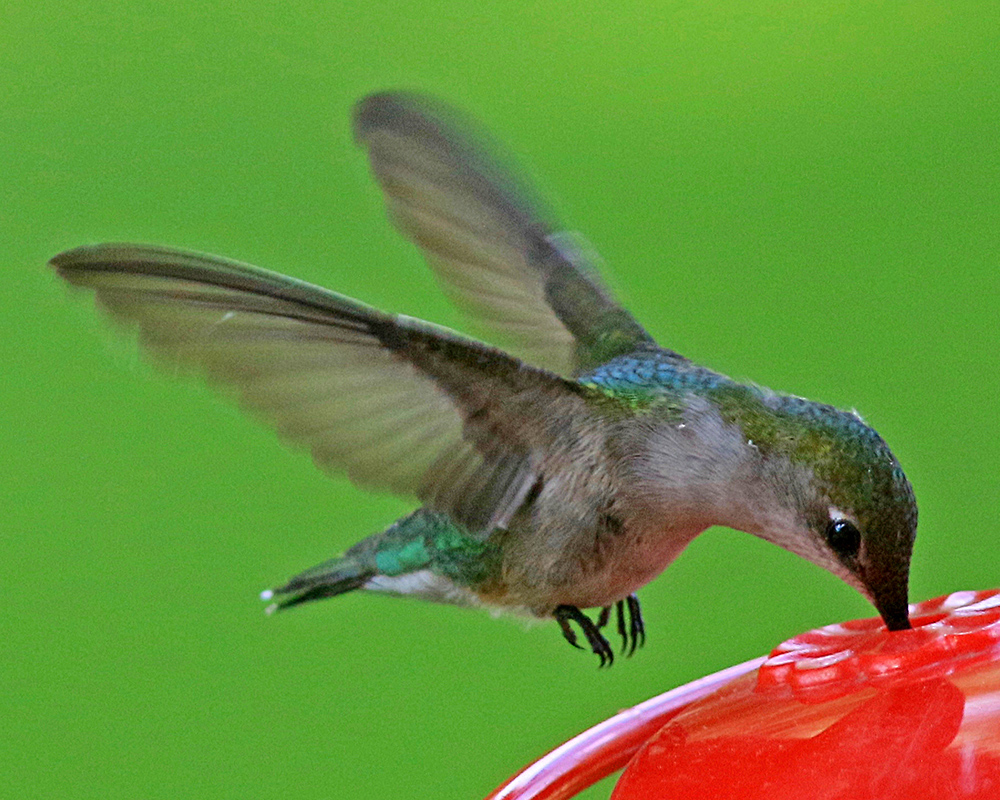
[354,92,658,376]
[52,243,590,532]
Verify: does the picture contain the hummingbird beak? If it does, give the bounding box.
[866,571,912,631]
[875,596,911,631]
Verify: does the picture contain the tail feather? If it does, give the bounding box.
[263,557,373,613]
[262,508,501,614]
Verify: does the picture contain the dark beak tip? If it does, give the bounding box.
[877,601,912,632]
[884,614,912,632]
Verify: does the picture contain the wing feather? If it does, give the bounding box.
[354,92,659,374]
[52,243,587,531]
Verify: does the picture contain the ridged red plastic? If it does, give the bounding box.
[613,590,1000,799]
[486,590,1000,800]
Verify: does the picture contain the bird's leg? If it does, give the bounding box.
[626,594,645,656]
[612,595,646,656]
[615,599,628,653]
[555,612,584,651]
[554,605,614,667]
[596,605,611,629]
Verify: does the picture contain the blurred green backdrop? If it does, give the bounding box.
[3,2,998,798]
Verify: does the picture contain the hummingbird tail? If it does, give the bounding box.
[262,508,502,613]
[262,557,373,613]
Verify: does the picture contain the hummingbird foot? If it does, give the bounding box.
[614,601,628,653]
[554,605,615,667]
[621,595,645,656]
[593,595,647,656]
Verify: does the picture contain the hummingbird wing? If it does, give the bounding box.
[52,244,590,532]
[354,92,660,376]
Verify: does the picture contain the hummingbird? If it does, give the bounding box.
[52,92,916,666]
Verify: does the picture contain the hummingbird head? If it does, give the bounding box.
[800,454,916,632]
[715,388,917,631]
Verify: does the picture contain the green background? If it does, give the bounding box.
[3,2,998,798]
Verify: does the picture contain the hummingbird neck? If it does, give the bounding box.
[617,389,822,543]
[618,395,756,529]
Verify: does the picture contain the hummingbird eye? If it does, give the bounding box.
[825,519,862,559]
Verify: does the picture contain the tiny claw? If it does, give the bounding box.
[596,605,611,629]
[615,599,628,653]
[556,614,584,650]
[626,594,645,657]
[555,605,615,667]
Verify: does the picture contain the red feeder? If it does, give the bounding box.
[487,590,1000,800]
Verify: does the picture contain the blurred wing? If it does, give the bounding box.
[52,243,588,532]
[354,92,658,375]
